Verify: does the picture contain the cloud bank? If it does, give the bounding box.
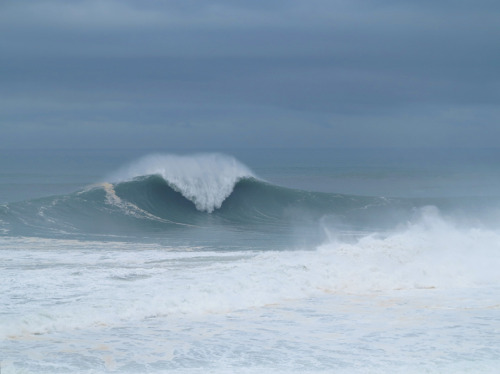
[1,0,499,149]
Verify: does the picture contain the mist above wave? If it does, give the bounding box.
[108,153,255,213]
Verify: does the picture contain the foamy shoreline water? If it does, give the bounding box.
[2,224,500,373]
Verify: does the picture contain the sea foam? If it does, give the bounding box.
[3,207,499,340]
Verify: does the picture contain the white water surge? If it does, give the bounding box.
[1,208,500,373]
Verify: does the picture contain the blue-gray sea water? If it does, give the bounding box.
[1,148,500,373]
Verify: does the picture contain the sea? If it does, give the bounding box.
[1,148,499,373]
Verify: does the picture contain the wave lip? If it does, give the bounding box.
[108,153,255,213]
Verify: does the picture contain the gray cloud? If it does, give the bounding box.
[1,0,499,149]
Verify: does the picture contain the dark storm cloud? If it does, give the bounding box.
[1,0,499,148]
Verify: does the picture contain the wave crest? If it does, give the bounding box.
[108,153,255,212]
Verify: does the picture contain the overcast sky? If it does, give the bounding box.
[1,0,499,149]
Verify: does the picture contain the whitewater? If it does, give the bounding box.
[1,149,500,373]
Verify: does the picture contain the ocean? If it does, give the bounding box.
[1,148,499,373]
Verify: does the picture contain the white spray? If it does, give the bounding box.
[108,153,255,212]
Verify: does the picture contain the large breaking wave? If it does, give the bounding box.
[0,153,498,246]
[108,153,255,213]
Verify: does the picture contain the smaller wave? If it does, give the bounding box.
[107,153,255,213]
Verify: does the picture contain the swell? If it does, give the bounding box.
[0,175,404,241]
[4,169,495,245]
